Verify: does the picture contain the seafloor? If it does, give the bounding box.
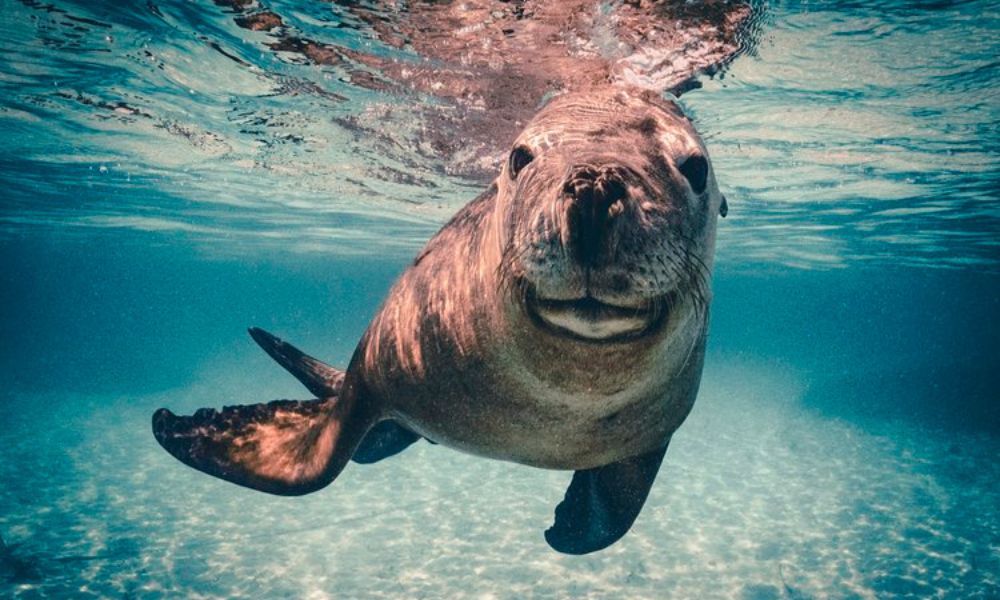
[2,243,997,599]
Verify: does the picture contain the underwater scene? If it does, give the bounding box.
[1,0,998,598]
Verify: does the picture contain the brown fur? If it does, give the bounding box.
[356,87,723,469]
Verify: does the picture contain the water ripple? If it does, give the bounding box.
[0,0,997,268]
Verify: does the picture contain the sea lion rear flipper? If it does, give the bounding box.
[352,420,421,464]
[248,327,345,397]
[152,393,374,496]
[545,443,669,555]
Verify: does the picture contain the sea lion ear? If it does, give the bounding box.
[720,195,729,218]
[544,443,669,554]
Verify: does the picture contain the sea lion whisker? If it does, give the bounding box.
[671,232,713,308]
[496,237,534,292]
[658,243,708,315]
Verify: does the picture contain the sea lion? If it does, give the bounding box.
[152,86,728,554]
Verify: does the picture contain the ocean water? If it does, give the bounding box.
[1,0,998,598]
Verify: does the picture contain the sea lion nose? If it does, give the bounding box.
[564,166,629,266]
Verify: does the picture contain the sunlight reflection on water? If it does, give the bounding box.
[0,0,996,268]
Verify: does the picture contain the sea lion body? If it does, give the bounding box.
[358,90,718,470]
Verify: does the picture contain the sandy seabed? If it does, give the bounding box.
[1,356,997,599]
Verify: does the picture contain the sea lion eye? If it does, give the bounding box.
[678,154,708,195]
[508,145,534,180]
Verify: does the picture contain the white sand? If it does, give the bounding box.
[1,355,997,598]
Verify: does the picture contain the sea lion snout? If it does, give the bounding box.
[563,164,632,266]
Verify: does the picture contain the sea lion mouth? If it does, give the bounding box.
[525,288,671,342]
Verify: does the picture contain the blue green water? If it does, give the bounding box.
[1,0,998,598]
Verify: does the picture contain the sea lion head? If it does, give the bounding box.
[493,89,724,348]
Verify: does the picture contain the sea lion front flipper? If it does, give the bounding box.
[152,392,374,496]
[352,420,421,464]
[248,327,345,397]
[545,443,669,555]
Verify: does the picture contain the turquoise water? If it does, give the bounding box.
[1,1,998,598]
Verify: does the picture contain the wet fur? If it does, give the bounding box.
[359,88,722,469]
